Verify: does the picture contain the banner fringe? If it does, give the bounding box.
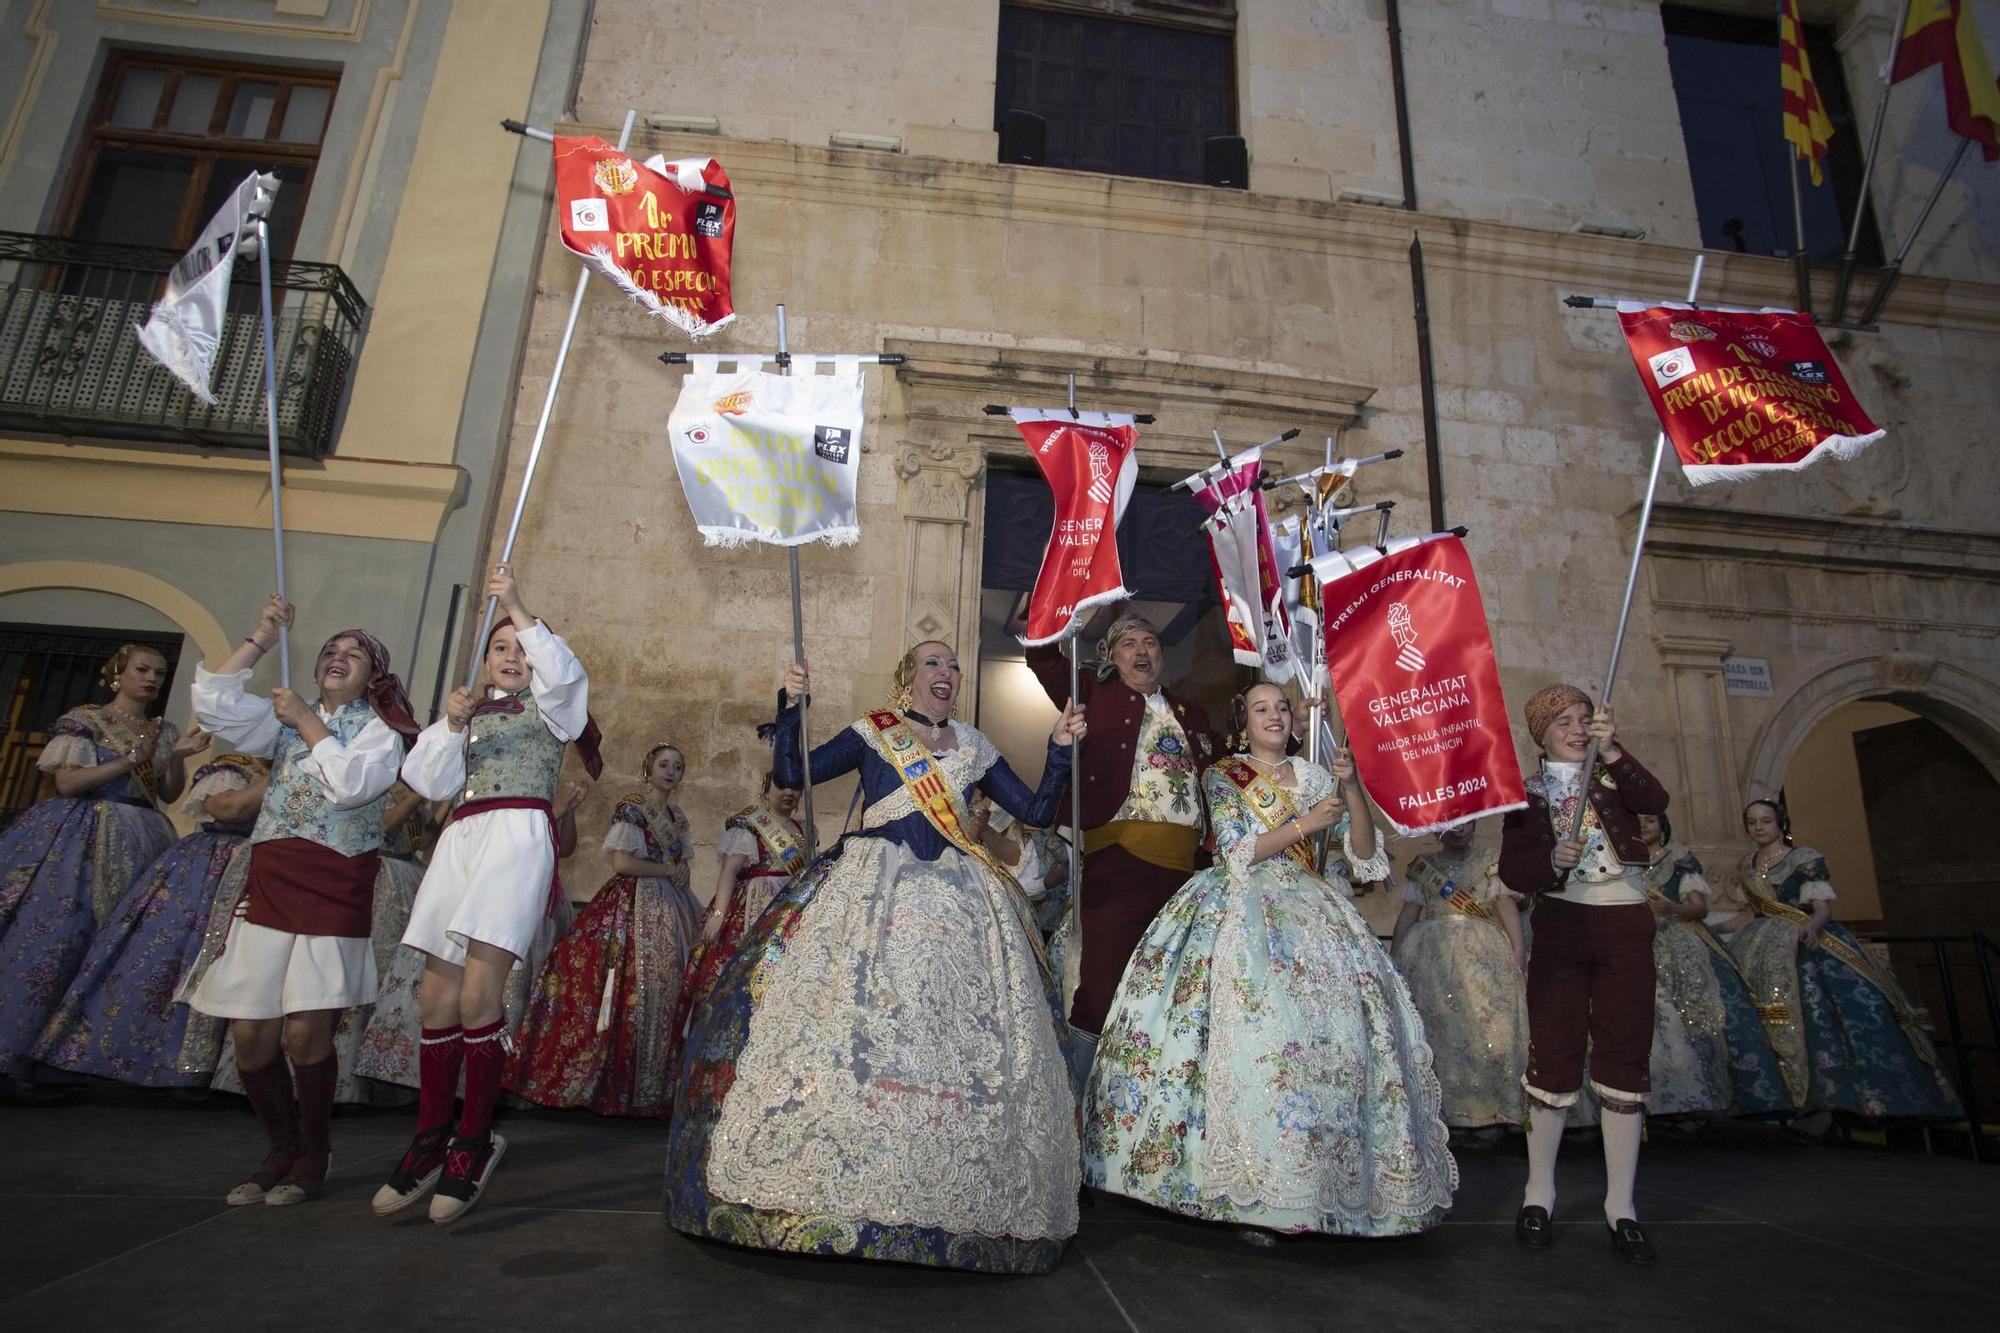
[1681,427,1886,486]
[1016,584,1131,649]
[696,525,862,550]
[579,244,736,339]
[1384,800,1527,839]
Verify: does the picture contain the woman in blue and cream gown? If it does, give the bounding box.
[668,643,1082,1275]
[1084,683,1456,1239]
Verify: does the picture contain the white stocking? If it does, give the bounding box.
[1601,1107,1643,1225]
[1523,1101,1567,1213]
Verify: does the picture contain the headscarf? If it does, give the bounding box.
[320,628,420,740]
[1522,682,1591,749]
[476,618,605,778]
[1095,611,1160,683]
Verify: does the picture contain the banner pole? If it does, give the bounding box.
[464,109,637,692]
[1788,154,1813,317]
[1831,0,1909,322]
[776,302,818,859]
[254,216,290,688]
[1067,634,1083,928]
[1856,136,1970,327]
[1567,253,1704,842]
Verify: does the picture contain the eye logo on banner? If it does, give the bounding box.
[552,135,736,338]
[1308,533,1525,836]
[666,357,865,548]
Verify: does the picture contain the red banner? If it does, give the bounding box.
[1012,409,1139,647]
[553,136,735,337]
[1189,448,1294,680]
[1311,534,1524,836]
[1618,305,1883,484]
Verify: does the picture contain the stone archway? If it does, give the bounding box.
[0,561,231,665]
[1742,652,2000,802]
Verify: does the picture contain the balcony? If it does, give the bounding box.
[0,230,364,460]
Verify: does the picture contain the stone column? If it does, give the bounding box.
[1654,634,1737,845]
[894,438,986,706]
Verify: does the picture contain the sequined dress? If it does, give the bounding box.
[1392,850,1528,1129]
[674,803,806,1040]
[1083,759,1457,1236]
[505,795,699,1117]
[667,703,1078,1274]
[33,758,261,1086]
[1,707,179,1081]
[1728,846,1959,1120]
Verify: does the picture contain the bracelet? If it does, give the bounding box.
[244,637,268,655]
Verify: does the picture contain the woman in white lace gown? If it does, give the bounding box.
[1083,684,1457,1239]
[666,645,1084,1274]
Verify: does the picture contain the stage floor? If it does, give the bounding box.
[1,1098,1991,1330]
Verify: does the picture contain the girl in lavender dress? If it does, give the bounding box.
[34,755,267,1088]
[1,644,208,1099]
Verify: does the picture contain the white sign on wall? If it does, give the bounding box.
[1723,656,1774,698]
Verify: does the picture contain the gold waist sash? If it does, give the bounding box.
[1083,819,1200,872]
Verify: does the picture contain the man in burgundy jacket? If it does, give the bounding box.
[1027,613,1223,1063]
[1499,683,1669,1267]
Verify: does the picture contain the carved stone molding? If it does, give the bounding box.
[1652,633,1738,844]
[1879,652,1937,692]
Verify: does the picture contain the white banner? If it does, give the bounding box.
[667,357,864,547]
[1271,515,1319,687]
[133,171,279,405]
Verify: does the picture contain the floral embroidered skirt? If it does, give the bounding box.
[1393,914,1528,1129]
[1084,864,1457,1236]
[34,827,248,1086]
[1,797,173,1080]
[666,836,1079,1274]
[506,874,699,1117]
[1731,918,1960,1120]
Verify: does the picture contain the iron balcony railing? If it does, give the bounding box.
[0,230,364,459]
[1861,930,2000,1165]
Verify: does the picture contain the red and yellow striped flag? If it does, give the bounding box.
[1892,0,2000,161]
[1780,0,1835,185]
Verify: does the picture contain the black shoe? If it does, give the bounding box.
[1515,1204,1553,1249]
[1607,1217,1657,1265]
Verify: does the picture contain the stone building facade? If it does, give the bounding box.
[485,0,1999,931]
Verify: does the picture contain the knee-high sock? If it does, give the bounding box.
[1523,1101,1568,1213]
[458,1018,507,1140]
[238,1057,301,1157]
[1601,1107,1643,1225]
[417,1025,463,1130]
[291,1052,340,1159]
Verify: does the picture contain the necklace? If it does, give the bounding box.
[909,712,950,745]
[1753,845,1786,874]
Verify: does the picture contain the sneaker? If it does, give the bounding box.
[428,1130,506,1227]
[371,1124,451,1217]
[264,1151,330,1206]
[225,1145,300,1206]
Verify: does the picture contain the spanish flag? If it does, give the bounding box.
[1780,0,1835,186]
[1892,0,2000,162]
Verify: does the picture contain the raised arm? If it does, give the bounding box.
[771,662,865,790]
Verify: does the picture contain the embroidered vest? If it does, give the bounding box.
[1527,763,1626,884]
[1113,703,1201,829]
[459,690,566,806]
[250,699,387,857]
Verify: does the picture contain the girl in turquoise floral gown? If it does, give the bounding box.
[1722,800,1959,1124]
[1083,684,1457,1240]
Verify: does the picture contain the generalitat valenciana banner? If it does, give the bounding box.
[133,171,280,404]
[1011,409,1140,647]
[667,357,863,547]
[1191,448,1294,682]
[1617,304,1884,484]
[1308,532,1524,836]
[553,135,735,338]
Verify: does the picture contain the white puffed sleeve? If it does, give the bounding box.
[520,621,588,743]
[401,717,467,801]
[1799,880,1837,904]
[297,714,403,809]
[603,820,650,856]
[180,762,254,819]
[36,733,100,772]
[1399,879,1424,905]
[715,826,759,861]
[1678,871,1714,903]
[191,666,281,757]
[1340,818,1392,885]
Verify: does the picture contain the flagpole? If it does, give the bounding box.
[775,303,818,860]
[464,109,637,692]
[1064,373,1083,919]
[1831,0,1910,323]
[1567,254,1705,844]
[1788,154,1813,316]
[1856,135,1971,327]
[254,216,290,688]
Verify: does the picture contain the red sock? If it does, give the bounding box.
[290,1052,339,1160]
[417,1025,463,1130]
[458,1019,507,1140]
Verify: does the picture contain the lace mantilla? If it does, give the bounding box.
[856,720,1001,830]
